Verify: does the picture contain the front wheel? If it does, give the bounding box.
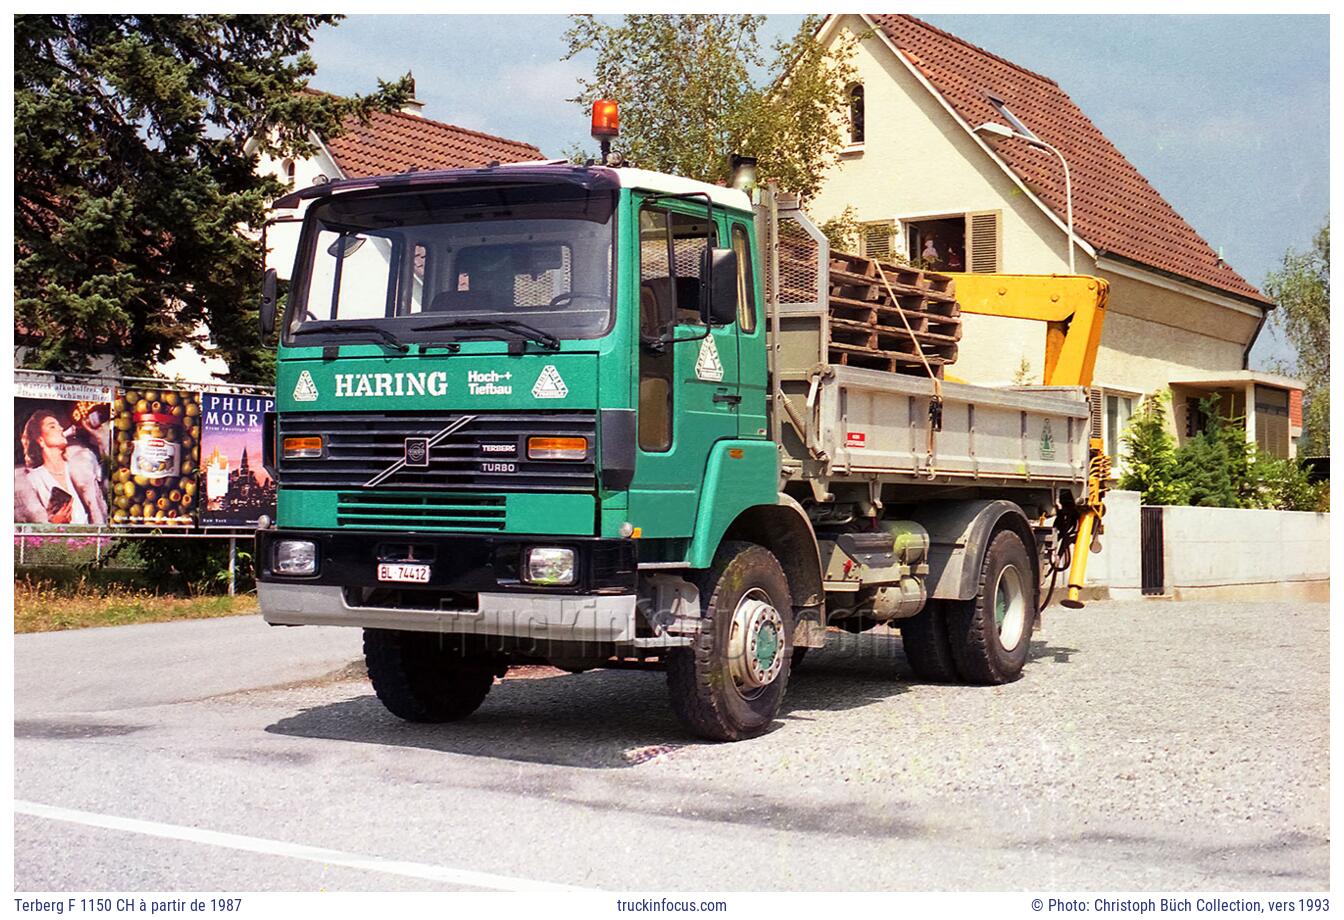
[364,629,500,722]
[666,542,795,741]
[943,529,1036,685]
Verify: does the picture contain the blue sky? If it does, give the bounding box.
[306,14,1328,370]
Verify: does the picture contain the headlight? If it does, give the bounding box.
[527,436,587,460]
[274,539,318,576]
[524,547,576,585]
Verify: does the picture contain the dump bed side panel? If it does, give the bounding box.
[806,368,1089,487]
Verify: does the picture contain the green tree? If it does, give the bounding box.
[1250,454,1328,512]
[15,15,410,382]
[1118,390,1187,505]
[563,15,860,200]
[1171,395,1257,508]
[1263,222,1329,455]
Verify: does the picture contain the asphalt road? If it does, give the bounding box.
[14,598,1328,891]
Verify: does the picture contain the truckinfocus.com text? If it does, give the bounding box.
[615,899,729,912]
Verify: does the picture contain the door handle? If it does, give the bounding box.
[712,392,742,406]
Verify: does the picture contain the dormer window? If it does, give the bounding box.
[847,84,865,145]
[985,94,1037,141]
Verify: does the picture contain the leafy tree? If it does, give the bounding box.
[15,15,410,382]
[818,204,862,254]
[1118,390,1187,505]
[1263,222,1329,455]
[1250,455,1328,512]
[563,15,860,200]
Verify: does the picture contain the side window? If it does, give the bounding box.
[638,208,674,452]
[732,224,755,333]
[668,211,715,325]
[639,209,673,337]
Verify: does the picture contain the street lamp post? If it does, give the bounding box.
[974,122,1076,275]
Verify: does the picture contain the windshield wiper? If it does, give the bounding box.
[417,318,561,351]
[292,322,409,353]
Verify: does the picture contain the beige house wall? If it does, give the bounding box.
[808,14,1266,399]
[256,143,344,281]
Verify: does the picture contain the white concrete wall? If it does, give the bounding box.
[1084,490,1142,599]
[1160,505,1330,588]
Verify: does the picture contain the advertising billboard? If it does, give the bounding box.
[110,386,202,527]
[14,375,113,526]
[199,392,276,527]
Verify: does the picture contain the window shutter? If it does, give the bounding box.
[1087,388,1103,439]
[862,221,894,260]
[966,211,1000,273]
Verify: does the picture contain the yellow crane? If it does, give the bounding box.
[949,273,1111,608]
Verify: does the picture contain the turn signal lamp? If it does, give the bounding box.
[528,436,588,460]
[591,99,620,140]
[282,435,323,459]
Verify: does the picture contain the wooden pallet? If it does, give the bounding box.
[823,249,964,377]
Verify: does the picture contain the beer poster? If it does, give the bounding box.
[110,386,202,527]
[14,375,113,526]
[198,392,276,528]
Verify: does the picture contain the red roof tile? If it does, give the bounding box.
[867,15,1271,305]
[322,108,543,178]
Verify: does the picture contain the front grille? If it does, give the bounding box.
[337,492,506,531]
[279,411,596,492]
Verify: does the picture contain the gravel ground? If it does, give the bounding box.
[14,598,1328,891]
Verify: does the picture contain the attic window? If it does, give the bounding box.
[847,84,865,145]
[985,94,1037,141]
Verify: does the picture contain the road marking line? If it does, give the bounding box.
[15,800,598,892]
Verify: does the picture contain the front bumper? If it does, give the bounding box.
[256,529,637,593]
[256,528,641,642]
[259,582,639,642]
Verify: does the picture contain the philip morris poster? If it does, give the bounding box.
[14,375,113,526]
[110,386,202,527]
[198,392,276,528]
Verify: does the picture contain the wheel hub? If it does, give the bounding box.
[727,590,785,690]
[994,563,1027,651]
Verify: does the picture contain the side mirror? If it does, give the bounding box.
[701,247,739,326]
[259,268,278,337]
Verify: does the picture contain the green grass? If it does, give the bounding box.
[14,577,257,633]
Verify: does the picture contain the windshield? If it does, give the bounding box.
[286,184,616,344]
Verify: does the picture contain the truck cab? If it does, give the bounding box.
[258,164,809,737]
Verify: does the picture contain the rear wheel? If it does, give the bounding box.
[364,629,500,722]
[666,542,794,741]
[899,600,959,682]
[943,529,1036,685]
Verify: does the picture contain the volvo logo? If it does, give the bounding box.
[365,416,476,488]
[404,437,430,467]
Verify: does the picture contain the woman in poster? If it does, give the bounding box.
[15,409,108,525]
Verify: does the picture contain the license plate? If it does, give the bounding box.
[377,563,431,584]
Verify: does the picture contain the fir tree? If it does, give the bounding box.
[15,15,410,382]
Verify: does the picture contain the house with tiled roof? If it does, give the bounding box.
[258,81,545,283]
[809,15,1302,460]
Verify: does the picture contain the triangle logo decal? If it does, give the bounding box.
[531,364,569,399]
[695,335,725,382]
[292,370,319,402]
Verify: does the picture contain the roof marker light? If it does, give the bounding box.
[591,99,620,140]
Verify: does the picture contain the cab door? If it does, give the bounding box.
[627,201,741,539]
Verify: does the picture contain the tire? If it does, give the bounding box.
[943,529,1036,685]
[899,600,960,682]
[363,628,499,722]
[666,542,794,741]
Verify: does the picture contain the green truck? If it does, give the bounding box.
[257,155,1106,741]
